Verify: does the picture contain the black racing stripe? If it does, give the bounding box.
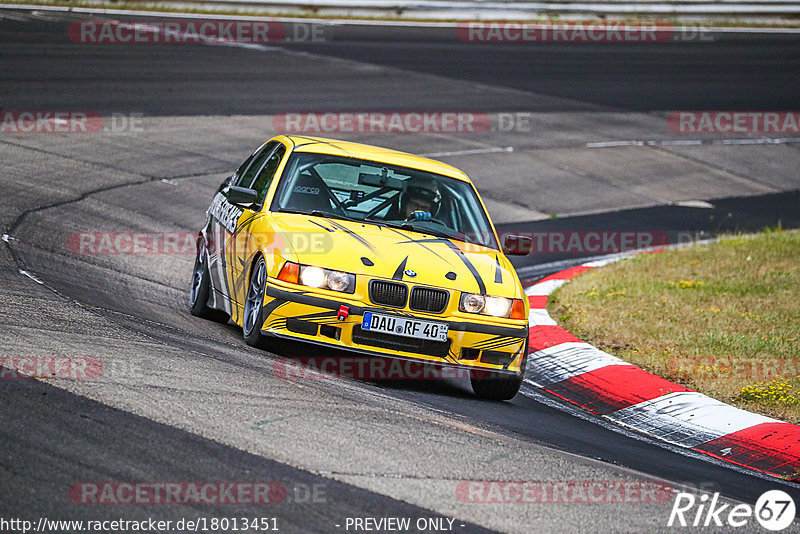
[264,286,527,337]
[471,335,504,349]
[440,240,487,295]
[295,310,339,321]
[450,243,487,295]
[504,342,526,371]
[385,227,453,265]
[325,219,378,254]
[446,321,527,338]
[484,339,522,350]
[239,211,260,227]
[393,236,487,295]
[494,255,503,284]
[266,287,366,315]
[309,219,335,232]
[216,220,234,316]
[392,256,409,280]
[448,348,459,363]
[475,336,519,348]
[310,318,344,325]
[260,297,288,319]
[266,318,287,329]
[475,338,522,351]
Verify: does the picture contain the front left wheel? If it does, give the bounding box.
[243,256,269,348]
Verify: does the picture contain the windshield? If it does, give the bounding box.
[271,152,499,249]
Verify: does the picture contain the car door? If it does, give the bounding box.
[205,142,277,317]
[225,142,287,322]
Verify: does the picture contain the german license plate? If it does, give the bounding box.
[362,312,448,342]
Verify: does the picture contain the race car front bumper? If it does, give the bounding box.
[261,284,528,375]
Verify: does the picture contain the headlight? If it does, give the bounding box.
[460,293,524,319]
[292,264,355,293]
[300,266,326,288]
[484,296,512,317]
[326,270,351,292]
[461,293,485,313]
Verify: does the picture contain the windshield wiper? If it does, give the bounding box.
[382,221,457,241]
[279,208,361,223]
[308,210,358,222]
[309,211,390,229]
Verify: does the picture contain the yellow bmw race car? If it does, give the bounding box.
[189,135,533,400]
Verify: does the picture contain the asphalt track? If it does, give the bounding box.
[3,12,800,114]
[2,8,800,533]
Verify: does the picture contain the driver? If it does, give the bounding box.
[400,177,441,221]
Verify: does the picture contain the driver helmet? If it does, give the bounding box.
[402,176,442,217]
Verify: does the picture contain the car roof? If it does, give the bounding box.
[275,135,472,183]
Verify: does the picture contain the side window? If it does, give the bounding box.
[234,142,278,188]
[231,154,254,184]
[252,145,286,205]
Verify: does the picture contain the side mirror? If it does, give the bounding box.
[216,176,232,193]
[226,185,259,208]
[502,234,532,256]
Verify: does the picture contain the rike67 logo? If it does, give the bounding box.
[669,490,796,530]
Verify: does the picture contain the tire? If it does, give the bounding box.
[470,341,528,401]
[189,239,214,318]
[243,256,268,348]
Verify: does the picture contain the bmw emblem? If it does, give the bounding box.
[404,269,417,278]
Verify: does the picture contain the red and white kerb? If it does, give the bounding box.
[524,256,800,481]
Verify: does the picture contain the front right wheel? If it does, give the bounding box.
[470,343,528,401]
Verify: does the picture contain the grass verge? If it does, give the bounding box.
[548,228,800,423]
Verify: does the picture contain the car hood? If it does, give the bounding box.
[268,212,522,299]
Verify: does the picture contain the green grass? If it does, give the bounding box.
[549,229,800,422]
